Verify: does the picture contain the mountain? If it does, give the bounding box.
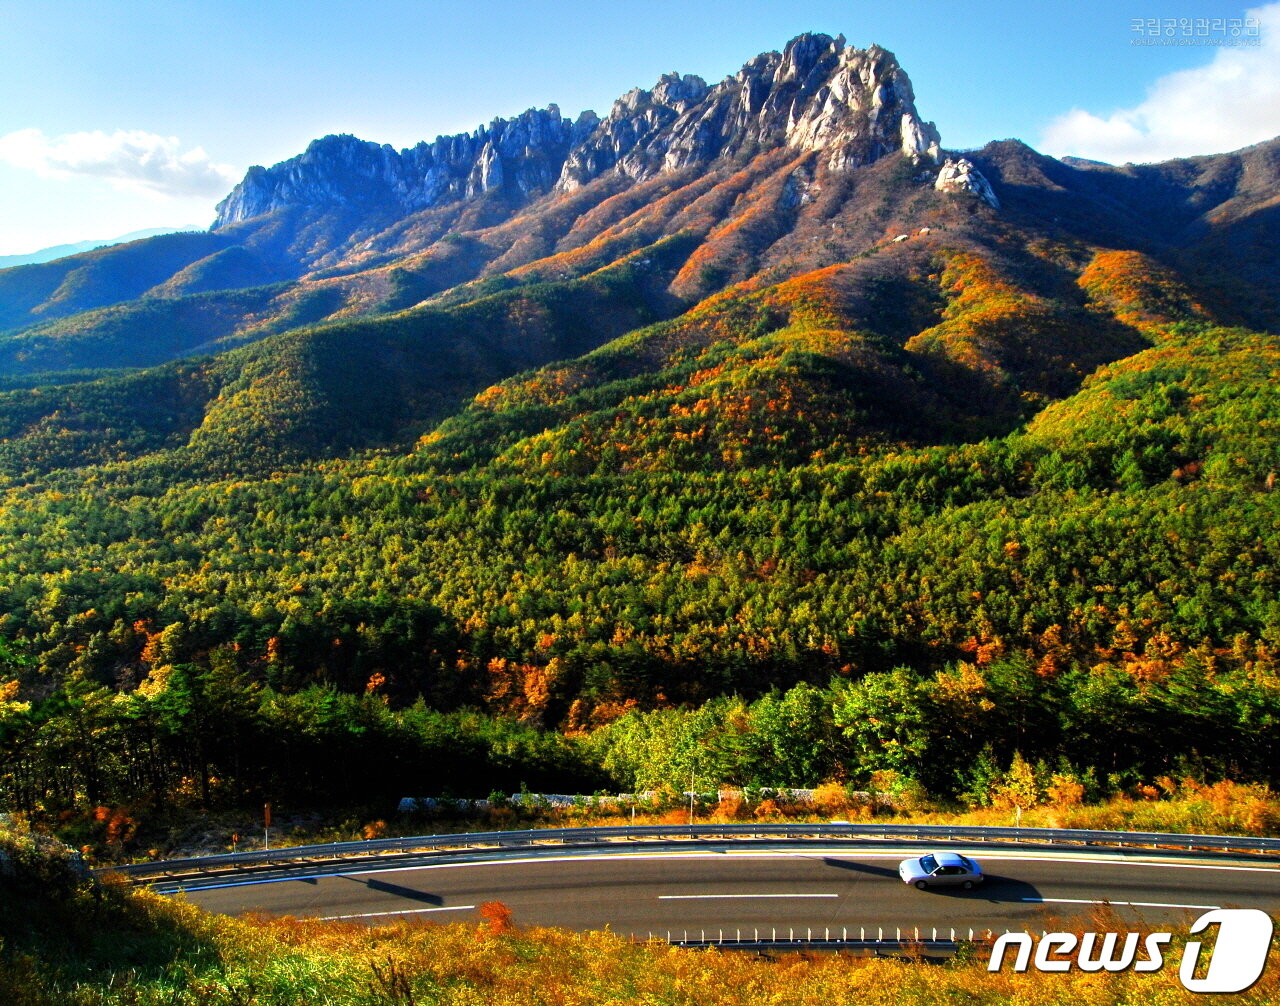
[0,33,1274,473]
[0,226,205,269]
[0,31,1276,735]
[0,32,1275,469]
[212,36,939,232]
[0,31,1279,834]
[0,36,949,344]
[0,37,1275,379]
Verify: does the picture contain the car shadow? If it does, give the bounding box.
[917,873,1043,904]
[821,857,901,880]
[341,875,444,905]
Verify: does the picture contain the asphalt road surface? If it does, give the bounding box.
[172,845,1280,938]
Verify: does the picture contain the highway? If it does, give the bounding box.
[170,845,1280,938]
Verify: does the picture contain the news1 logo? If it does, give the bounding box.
[988,909,1274,993]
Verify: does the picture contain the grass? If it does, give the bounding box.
[4,883,1277,1004]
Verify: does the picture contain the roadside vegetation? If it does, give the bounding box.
[21,772,1277,868]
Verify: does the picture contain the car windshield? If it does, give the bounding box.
[920,854,938,872]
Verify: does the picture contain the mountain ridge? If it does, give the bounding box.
[1,31,1276,364]
[0,226,206,269]
[0,31,1275,481]
[212,35,941,230]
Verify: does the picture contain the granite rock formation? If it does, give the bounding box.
[214,34,941,226]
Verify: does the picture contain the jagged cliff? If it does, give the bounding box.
[213,34,941,227]
[555,36,939,191]
[213,106,592,225]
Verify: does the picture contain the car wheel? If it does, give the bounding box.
[914,880,928,890]
[962,880,975,890]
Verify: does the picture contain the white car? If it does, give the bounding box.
[899,851,983,890]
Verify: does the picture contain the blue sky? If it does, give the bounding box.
[1,0,1277,255]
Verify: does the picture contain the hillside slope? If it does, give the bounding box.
[0,32,1277,811]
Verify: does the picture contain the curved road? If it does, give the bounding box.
[169,845,1280,938]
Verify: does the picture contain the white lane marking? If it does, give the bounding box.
[962,855,1280,874]
[171,848,1280,893]
[319,905,476,921]
[341,850,1280,877]
[1022,897,1220,910]
[658,893,838,900]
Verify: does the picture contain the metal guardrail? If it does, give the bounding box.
[99,822,1280,880]
[655,922,994,953]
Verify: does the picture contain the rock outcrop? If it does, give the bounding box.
[556,36,940,190]
[214,106,581,225]
[934,157,999,208]
[214,34,941,227]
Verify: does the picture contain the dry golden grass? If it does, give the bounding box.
[81,901,1280,1005]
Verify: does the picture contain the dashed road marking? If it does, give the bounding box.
[658,893,838,900]
[1021,897,1220,910]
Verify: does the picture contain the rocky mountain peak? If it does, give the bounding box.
[214,33,942,227]
[651,72,710,111]
[934,157,1000,208]
[780,37,941,168]
[557,33,940,190]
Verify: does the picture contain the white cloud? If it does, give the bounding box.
[0,128,239,197]
[1040,2,1280,163]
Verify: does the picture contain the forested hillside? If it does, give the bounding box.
[0,33,1278,828]
[1,259,1277,815]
